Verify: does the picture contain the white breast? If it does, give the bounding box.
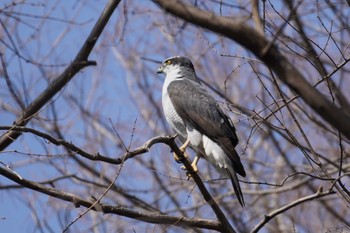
[162,79,187,139]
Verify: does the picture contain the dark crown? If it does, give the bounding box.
[164,56,194,71]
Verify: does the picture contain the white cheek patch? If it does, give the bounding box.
[164,64,181,77]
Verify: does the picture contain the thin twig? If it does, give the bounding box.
[0,164,222,231]
[0,126,176,165]
[63,135,130,232]
[0,53,25,110]
[251,188,335,233]
[0,0,122,151]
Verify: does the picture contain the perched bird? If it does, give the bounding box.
[157,56,246,206]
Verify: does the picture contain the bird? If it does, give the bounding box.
[157,56,246,206]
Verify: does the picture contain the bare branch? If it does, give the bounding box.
[154,0,350,140]
[0,126,175,165]
[0,53,25,110]
[0,0,122,151]
[0,126,236,232]
[251,188,336,233]
[63,137,129,232]
[0,164,223,232]
[163,138,237,233]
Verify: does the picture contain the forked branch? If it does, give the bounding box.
[0,0,122,151]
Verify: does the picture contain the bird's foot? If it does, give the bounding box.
[181,160,198,180]
[173,138,190,163]
[173,152,181,163]
[173,148,188,163]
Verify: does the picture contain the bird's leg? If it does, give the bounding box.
[173,137,190,163]
[190,154,200,172]
[182,153,201,179]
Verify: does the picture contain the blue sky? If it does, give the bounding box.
[1,0,350,232]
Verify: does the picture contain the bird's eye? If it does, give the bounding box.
[165,60,171,65]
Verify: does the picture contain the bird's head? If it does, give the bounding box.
[157,56,195,76]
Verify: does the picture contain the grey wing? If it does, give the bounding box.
[168,79,246,177]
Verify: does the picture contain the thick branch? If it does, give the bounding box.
[153,0,350,140]
[163,139,237,233]
[0,126,174,165]
[0,0,122,151]
[0,165,222,231]
[0,133,235,232]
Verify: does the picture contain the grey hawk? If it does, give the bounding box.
[157,56,246,206]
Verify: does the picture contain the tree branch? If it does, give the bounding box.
[0,126,175,165]
[0,0,122,151]
[153,0,350,140]
[0,132,236,232]
[0,164,223,232]
[163,138,237,233]
[251,187,335,233]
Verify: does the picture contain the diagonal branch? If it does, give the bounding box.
[0,140,223,232]
[251,187,336,233]
[0,0,122,151]
[0,129,236,233]
[164,138,237,233]
[0,53,25,110]
[0,130,235,232]
[0,126,175,165]
[153,0,350,140]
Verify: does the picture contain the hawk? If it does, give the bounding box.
[157,56,246,206]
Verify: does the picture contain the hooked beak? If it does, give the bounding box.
[157,64,164,74]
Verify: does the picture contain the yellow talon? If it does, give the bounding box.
[173,138,190,163]
[181,154,200,180]
[191,155,200,172]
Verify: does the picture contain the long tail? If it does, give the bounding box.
[226,167,245,207]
